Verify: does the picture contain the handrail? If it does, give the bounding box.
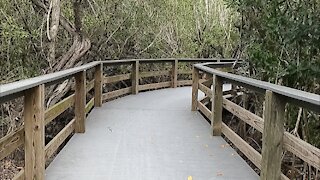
[192,62,320,180]
[195,63,320,113]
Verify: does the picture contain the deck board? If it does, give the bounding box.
[45,87,258,180]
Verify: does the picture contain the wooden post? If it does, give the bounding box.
[261,90,285,180]
[191,66,199,111]
[132,61,139,94]
[24,84,45,180]
[75,71,86,133]
[94,63,102,107]
[171,59,178,88]
[211,75,223,136]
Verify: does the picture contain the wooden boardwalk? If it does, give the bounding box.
[45,87,258,180]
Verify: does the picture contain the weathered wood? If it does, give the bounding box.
[24,84,45,180]
[261,91,285,180]
[223,98,264,132]
[45,94,75,125]
[140,71,171,78]
[198,82,212,98]
[283,132,320,169]
[103,73,131,84]
[45,119,75,160]
[75,71,86,133]
[13,169,25,180]
[85,98,95,114]
[191,67,200,111]
[172,59,178,88]
[221,122,262,168]
[94,63,102,107]
[0,127,24,160]
[86,79,95,93]
[132,61,139,94]
[202,77,213,87]
[139,82,171,91]
[195,64,320,113]
[197,101,212,119]
[102,87,132,101]
[177,80,192,86]
[211,75,223,136]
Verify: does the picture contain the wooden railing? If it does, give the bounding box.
[192,63,320,180]
[0,58,236,180]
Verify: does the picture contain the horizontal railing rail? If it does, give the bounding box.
[192,62,320,180]
[0,58,237,180]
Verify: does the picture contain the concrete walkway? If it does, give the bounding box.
[45,87,258,180]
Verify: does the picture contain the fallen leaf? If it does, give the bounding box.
[188,176,193,180]
[216,172,223,176]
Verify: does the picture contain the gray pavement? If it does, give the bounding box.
[45,87,258,180]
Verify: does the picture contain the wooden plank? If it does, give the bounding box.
[94,63,102,107]
[283,132,320,169]
[102,87,132,100]
[191,67,200,111]
[45,94,75,125]
[223,98,264,132]
[223,98,320,170]
[132,61,139,94]
[0,127,24,160]
[75,71,86,133]
[13,169,24,180]
[197,101,212,119]
[202,77,213,87]
[103,73,132,84]
[24,84,45,180]
[211,75,223,136]
[194,64,320,113]
[45,119,75,160]
[140,71,171,78]
[222,122,262,168]
[177,80,192,86]
[172,59,178,88]
[85,98,95,115]
[261,91,285,180]
[86,79,95,93]
[198,82,212,98]
[139,82,171,91]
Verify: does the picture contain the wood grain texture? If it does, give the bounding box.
[94,63,102,107]
[172,59,178,88]
[45,94,75,125]
[85,98,95,114]
[191,67,199,111]
[198,82,212,98]
[45,119,75,160]
[102,87,132,101]
[177,80,192,86]
[211,75,223,136]
[24,84,45,180]
[75,71,86,133]
[139,82,171,91]
[197,101,212,119]
[103,73,131,84]
[132,61,139,94]
[0,127,24,160]
[13,169,24,180]
[86,79,95,93]
[261,91,285,180]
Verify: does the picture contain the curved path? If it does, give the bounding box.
[46,87,258,180]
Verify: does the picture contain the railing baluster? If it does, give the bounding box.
[211,75,223,136]
[261,90,285,180]
[94,63,103,107]
[191,66,199,111]
[24,84,45,180]
[132,61,139,94]
[172,59,178,88]
[75,71,86,133]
